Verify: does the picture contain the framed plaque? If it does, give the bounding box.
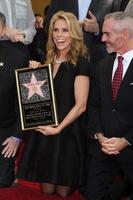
[15,64,58,131]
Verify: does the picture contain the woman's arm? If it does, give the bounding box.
[36,75,89,135]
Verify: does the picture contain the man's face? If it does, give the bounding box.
[101,18,124,53]
[35,16,43,29]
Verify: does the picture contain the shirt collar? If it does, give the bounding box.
[116,49,133,62]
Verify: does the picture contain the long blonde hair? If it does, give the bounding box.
[46,11,88,65]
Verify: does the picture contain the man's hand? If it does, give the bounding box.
[97,133,109,146]
[11,33,25,43]
[5,27,25,43]
[101,137,129,155]
[2,137,20,158]
[81,11,99,33]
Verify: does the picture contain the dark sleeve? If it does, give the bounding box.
[120,0,130,11]
[76,56,90,76]
[87,63,103,138]
[90,0,122,43]
[13,99,23,140]
[43,0,58,36]
[112,0,123,11]
[13,51,30,139]
[124,128,133,145]
[28,29,46,63]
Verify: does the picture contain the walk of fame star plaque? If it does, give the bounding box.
[15,64,58,131]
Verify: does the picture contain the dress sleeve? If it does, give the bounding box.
[76,56,90,76]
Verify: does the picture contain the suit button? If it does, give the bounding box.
[112,109,116,112]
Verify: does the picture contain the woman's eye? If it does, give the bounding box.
[63,28,68,32]
[53,28,69,32]
[53,28,58,32]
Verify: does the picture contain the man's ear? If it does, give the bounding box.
[122,28,130,39]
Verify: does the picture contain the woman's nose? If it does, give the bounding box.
[57,30,62,37]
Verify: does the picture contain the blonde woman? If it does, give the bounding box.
[18,11,90,197]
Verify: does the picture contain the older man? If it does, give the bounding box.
[0,12,29,187]
[86,11,133,200]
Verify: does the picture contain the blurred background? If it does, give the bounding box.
[31,0,50,16]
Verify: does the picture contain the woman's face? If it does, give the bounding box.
[52,18,72,54]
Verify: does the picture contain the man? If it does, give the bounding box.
[35,13,44,29]
[0,0,36,44]
[44,0,122,63]
[86,11,133,200]
[0,12,29,187]
[0,0,36,58]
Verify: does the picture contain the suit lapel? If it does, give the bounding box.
[89,0,97,11]
[87,0,115,18]
[70,0,78,18]
[86,0,96,17]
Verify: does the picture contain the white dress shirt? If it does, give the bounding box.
[78,0,92,21]
[112,49,133,81]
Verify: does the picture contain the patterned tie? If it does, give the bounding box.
[112,56,124,101]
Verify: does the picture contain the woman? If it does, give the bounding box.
[18,11,90,197]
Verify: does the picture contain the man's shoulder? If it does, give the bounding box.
[0,41,29,66]
[91,54,115,77]
[98,54,115,67]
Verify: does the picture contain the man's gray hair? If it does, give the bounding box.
[104,11,133,34]
[0,12,6,27]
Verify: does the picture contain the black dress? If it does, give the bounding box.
[18,56,90,186]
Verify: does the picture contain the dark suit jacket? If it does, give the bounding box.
[44,0,122,63]
[120,0,130,10]
[28,28,46,63]
[88,55,133,162]
[0,41,29,143]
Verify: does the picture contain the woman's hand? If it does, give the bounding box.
[29,60,41,69]
[36,125,61,136]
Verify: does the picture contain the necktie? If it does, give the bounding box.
[112,56,124,101]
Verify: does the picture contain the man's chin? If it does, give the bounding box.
[106,47,115,54]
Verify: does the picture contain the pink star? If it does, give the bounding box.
[23,73,46,100]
